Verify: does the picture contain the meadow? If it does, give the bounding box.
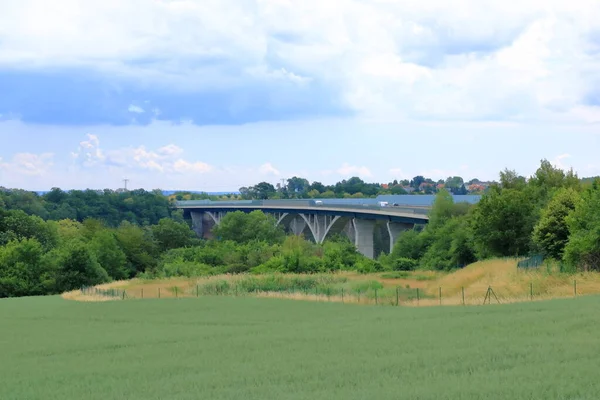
[68,259,600,306]
[3,293,600,399]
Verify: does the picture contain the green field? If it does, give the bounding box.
[2,296,600,399]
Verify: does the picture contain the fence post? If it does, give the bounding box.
[141,288,144,299]
[375,289,378,305]
[439,287,442,305]
[396,287,399,306]
[461,287,465,306]
[530,282,533,301]
[158,287,161,299]
[574,280,577,297]
[341,288,344,303]
[196,285,199,298]
[175,287,178,298]
[122,290,126,300]
[358,290,361,304]
[416,288,420,306]
[235,284,238,297]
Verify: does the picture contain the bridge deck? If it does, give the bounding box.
[176,202,429,223]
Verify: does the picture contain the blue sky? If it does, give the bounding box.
[0,0,599,191]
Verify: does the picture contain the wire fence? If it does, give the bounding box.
[80,279,594,307]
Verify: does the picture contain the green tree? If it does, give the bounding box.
[151,218,197,252]
[532,188,579,260]
[0,239,56,297]
[54,242,109,292]
[471,187,536,257]
[89,231,129,280]
[213,211,285,245]
[563,181,600,270]
[115,221,159,274]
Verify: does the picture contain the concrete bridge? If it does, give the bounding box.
[177,199,430,259]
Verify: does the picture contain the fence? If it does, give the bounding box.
[79,279,592,307]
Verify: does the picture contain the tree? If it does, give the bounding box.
[0,239,55,297]
[89,231,129,280]
[471,187,536,257]
[286,177,310,198]
[212,211,285,245]
[410,176,425,190]
[428,190,455,230]
[151,218,197,252]
[54,241,109,292]
[390,185,407,195]
[253,182,276,200]
[0,209,58,250]
[115,221,159,274]
[563,181,600,270]
[499,169,527,190]
[532,188,579,260]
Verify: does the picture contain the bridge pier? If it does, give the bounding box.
[387,221,413,253]
[353,219,376,259]
[289,215,307,236]
[190,211,204,237]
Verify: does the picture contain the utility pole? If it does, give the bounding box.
[123,178,129,191]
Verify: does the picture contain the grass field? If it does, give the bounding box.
[3,294,600,399]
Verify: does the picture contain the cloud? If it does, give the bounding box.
[0,0,598,125]
[0,152,54,176]
[128,105,144,114]
[71,134,105,166]
[553,153,573,170]
[336,163,372,178]
[259,162,281,176]
[70,134,212,174]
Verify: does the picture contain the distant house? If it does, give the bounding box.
[467,184,486,193]
[381,184,389,190]
[436,183,445,190]
[403,186,415,193]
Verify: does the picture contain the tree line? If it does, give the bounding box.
[382,160,600,272]
[1,159,600,298]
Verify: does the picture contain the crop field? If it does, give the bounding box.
[2,295,600,399]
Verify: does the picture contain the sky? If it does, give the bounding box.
[0,0,599,191]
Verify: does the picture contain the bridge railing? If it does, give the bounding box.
[175,200,430,215]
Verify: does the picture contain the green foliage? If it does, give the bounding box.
[471,187,536,258]
[0,239,55,297]
[391,257,419,271]
[151,218,198,252]
[212,211,285,245]
[53,241,109,292]
[533,188,579,260]
[89,230,129,280]
[563,181,600,271]
[115,221,159,274]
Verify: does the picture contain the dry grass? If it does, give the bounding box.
[63,260,600,306]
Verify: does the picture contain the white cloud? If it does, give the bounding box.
[0,152,54,176]
[389,168,404,177]
[259,162,281,176]
[71,133,105,166]
[336,163,372,178]
[0,0,598,123]
[128,104,144,113]
[553,153,573,170]
[70,134,212,175]
[172,159,213,174]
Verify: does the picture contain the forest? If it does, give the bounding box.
[1,159,599,298]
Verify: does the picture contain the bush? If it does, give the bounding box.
[392,257,419,271]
